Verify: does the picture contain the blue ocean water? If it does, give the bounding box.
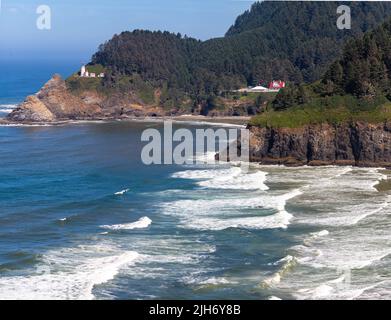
[1,61,391,300]
[0,60,81,105]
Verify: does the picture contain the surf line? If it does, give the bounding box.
[149,304,183,318]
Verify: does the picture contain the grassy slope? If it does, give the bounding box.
[249,95,391,128]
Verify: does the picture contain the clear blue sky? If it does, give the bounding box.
[0,0,254,62]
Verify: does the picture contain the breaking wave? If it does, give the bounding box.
[101,217,152,230]
[168,165,303,230]
[162,189,301,230]
[0,104,16,115]
[114,189,129,196]
[262,255,297,287]
[173,167,269,191]
[0,244,141,300]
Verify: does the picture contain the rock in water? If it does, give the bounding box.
[7,95,55,122]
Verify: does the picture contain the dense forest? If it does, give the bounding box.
[249,17,391,128]
[321,19,391,100]
[75,1,391,113]
[273,17,391,110]
[92,2,391,83]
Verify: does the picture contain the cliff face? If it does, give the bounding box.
[6,74,256,123]
[6,74,169,123]
[248,122,391,167]
[8,75,102,122]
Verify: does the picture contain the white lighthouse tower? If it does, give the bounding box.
[80,65,86,77]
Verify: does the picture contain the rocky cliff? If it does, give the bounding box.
[247,122,391,167]
[6,74,169,123]
[5,74,258,123]
[7,75,102,122]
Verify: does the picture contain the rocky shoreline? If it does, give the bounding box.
[0,116,250,127]
[5,75,391,168]
[6,74,155,123]
[5,75,256,124]
[247,122,391,168]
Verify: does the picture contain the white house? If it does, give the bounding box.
[235,80,286,93]
[248,85,269,93]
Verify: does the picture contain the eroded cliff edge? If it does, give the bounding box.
[4,74,261,124]
[247,122,391,167]
[6,74,167,123]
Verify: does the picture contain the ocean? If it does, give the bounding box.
[1,60,391,300]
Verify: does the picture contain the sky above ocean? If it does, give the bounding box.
[0,0,252,62]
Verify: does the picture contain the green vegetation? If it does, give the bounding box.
[250,95,391,128]
[252,17,391,128]
[65,2,391,117]
[84,64,106,74]
[87,1,391,111]
[320,19,391,100]
[66,77,104,93]
[66,64,106,94]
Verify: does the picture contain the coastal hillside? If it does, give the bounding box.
[73,1,391,114]
[252,17,391,128]
[246,17,391,167]
[7,1,391,123]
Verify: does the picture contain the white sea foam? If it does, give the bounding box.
[162,187,301,230]
[313,230,329,238]
[192,151,219,164]
[0,109,15,114]
[185,211,293,231]
[3,164,389,299]
[295,278,385,300]
[268,296,282,300]
[262,255,297,287]
[101,217,152,230]
[0,244,141,300]
[292,217,391,271]
[239,166,391,300]
[288,167,390,227]
[184,276,233,287]
[173,167,269,191]
[0,123,53,127]
[114,188,129,195]
[333,167,353,178]
[0,104,17,114]
[302,230,329,246]
[350,197,391,225]
[166,166,391,299]
[172,119,246,128]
